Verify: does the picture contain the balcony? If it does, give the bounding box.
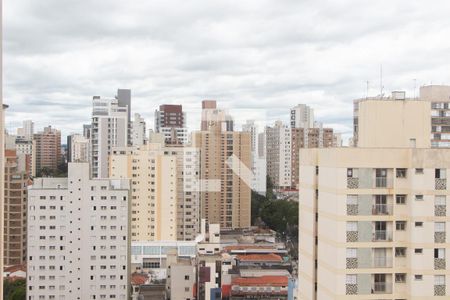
[435,232,446,243]
[372,256,393,268]
[435,285,446,296]
[435,205,447,216]
[436,178,447,190]
[373,230,392,242]
[372,204,393,215]
[347,177,359,189]
[346,231,358,242]
[372,282,392,294]
[435,258,446,270]
[375,177,387,188]
[346,284,358,295]
[347,204,358,215]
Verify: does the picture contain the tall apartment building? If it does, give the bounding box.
[200,100,234,131]
[192,104,251,229]
[110,142,200,241]
[154,104,188,144]
[266,121,292,190]
[299,97,450,299]
[421,85,450,148]
[67,134,89,163]
[116,88,132,145]
[290,104,314,129]
[131,113,147,146]
[33,126,61,175]
[4,149,28,266]
[16,120,34,140]
[242,120,267,195]
[91,96,129,178]
[27,163,130,300]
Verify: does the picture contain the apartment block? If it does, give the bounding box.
[67,134,89,163]
[131,113,147,147]
[242,120,267,195]
[91,96,129,178]
[110,142,200,241]
[4,150,28,266]
[299,97,450,299]
[27,163,130,300]
[290,104,314,129]
[200,100,234,132]
[33,126,61,175]
[192,114,251,229]
[16,120,34,140]
[154,104,188,144]
[266,121,292,190]
[421,85,450,148]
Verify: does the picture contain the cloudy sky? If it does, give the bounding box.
[4,0,450,142]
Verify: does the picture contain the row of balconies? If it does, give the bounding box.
[347,176,447,190]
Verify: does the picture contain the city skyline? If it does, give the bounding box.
[5,0,450,141]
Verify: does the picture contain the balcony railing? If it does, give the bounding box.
[372,256,393,268]
[372,204,393,215]
[372,282,392,294]
[435,205,447,216]
[347,177,359,189]
[436,178,447,190]
[375,177,387,188]
[372,230,392,242]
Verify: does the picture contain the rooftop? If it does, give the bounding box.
[232,276,288,287]
[236,253,283,262]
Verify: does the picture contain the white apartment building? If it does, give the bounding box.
[299,97,450,299]
[110,142,200,241]
[91,96,129,178]
[131,113,147,147]
[27,163,131,300]
[70,134,89,163]
[17,120,34,140]
[266,121,292,189]
[242,120,267,195]
[290,104,314,129]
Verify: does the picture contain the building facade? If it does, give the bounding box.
[27,163,130,300]
[154,104,187,144]
[91,96,129,178]
[110,142,201,241]
[266,121,292,190]
[192,112,251,229]
[131,113,147,147]
[299,97,450,299]
[290,104,314,129]
[33,126,61,175]
[4,149,28,266]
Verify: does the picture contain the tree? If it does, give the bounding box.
[4,279,26,300]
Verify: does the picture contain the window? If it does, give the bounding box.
[415,222,423,227]
[414,248,423,254]
[435,275,445,285]
[347,168,357,178]
[346,195,357,205]
[396,221,406,231]
[414,275,423,281]
[435,248,445,259]
[435,222,446,232]
[396,194,407,204]
[346,222,357,232]
[396,168,407,178]
[395,273,406,283]
[436,169,447,179]
[395,247,406,257]
[184,275,190,280]
[415,195,424,201]
[435,195,446,206]
[346,274,357,285]
[415,168,424,174]
[346,248,357,258]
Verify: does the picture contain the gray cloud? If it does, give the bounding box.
[4,0,450,142]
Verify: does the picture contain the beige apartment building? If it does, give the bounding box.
[110,142,200,241]
[193,103,251,229]
[299,97,450,299]
[4,149,28,266]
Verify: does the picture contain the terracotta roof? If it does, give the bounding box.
[4,264,26,273]
[232,276,288,287]
[131,273,148,285]
[236,253,282,262]
[224,245,274,251]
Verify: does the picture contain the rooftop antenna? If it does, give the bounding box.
[379,64,384,98]
[366,81,369,99]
